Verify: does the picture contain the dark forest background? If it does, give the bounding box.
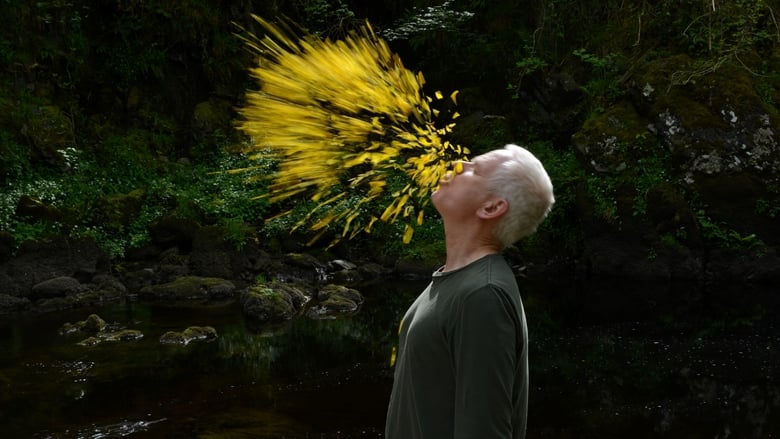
[1,0,779,283]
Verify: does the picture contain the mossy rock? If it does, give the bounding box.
[25,105,76,165]
[35,295,81,312]
[306,284,364,319]
[316,284,363,304]
[284,253,325,269]
[305,295,360,319]
[272,282,311,310]
[160,326,218,345]
[450,111,514,155]
[93,188,146,229]
[15,195,71,223]
[572,100,651,173]
[139,276,236,301]
[240,284,298,323]
[59,313,107,335]
[0,294,31,314]
[101,329,144,342]
[77,329,144,346]
[192,98,234,141]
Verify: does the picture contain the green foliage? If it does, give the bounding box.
[672,0,777,57]
[0,0,776,265]
[100,43,167,87]
[529,141,582,208]
[6,220,62,245]
[755,183,779,218]
[219,217,254,251]
[508,50,548,98]
[379,0,481,85]
[660,230,686,248]
[696,210,764,250]
[585,172,620,224]
[756,198,779,218]
[565,129,671,229]
[380,0,475,43]
[656,0,780,85]
[297,0,356,37]
[1,129,272,256]
[372,209,445,262]
[522,141,586,254]
[572,48,626,104]
[0,38,12,66]
[198,151,272,225]
[70,225,126,259]
[632,154,670,217]
[0,131,30,181]
[507,0,779,107]
[125,201,164,250]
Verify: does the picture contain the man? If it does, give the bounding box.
[385,144,555,439]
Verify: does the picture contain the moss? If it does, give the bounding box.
[95,188,146,230]
[573,100,659,174]
[577,101,646,143]
[241,284,297,323]
[140,276,235,300]
[103,329,143,342]
[161,326,218,345]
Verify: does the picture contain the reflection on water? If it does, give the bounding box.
[527,279,780,439]
[0,278,778,438]
[71,418,167,438]
[0,279,423,439]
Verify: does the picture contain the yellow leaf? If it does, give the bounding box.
[235,16,469,246]
[403,224,414,243]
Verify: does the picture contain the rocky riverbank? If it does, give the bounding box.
[2,217,779,321]
[0,227,411,321]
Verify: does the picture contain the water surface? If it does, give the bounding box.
[1,278,778,438]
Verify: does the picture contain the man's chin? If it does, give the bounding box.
[430,190,443,210]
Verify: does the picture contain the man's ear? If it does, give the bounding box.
[477,198,508,219]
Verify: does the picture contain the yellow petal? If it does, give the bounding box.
[402,224,414,243]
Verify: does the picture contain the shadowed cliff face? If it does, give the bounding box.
[566,59,780,280]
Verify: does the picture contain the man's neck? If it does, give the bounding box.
[442,231,501,272]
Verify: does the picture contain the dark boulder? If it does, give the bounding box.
[240,282,311,323]
[159,326,218,345]
[0,294,31,315]
[30,276,82,300]
[306,284,364,319]
[0,237,109,298]
[139,276,236,301]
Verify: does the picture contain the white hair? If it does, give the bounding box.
[487,144,555,247]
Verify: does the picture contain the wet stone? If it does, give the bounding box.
[159,326,218,345]
[59,313,107,335]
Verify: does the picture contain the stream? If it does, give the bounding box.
[1,278,778,438]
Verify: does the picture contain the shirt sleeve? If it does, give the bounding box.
[451,285,519,439]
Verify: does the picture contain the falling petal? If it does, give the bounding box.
[402,224,414,244]
[235,16,468,245]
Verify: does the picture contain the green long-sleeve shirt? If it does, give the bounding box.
[385,254,528,439]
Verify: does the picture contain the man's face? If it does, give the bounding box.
[431,149,507,219]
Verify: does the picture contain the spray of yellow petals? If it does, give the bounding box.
[235,16,468,245]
